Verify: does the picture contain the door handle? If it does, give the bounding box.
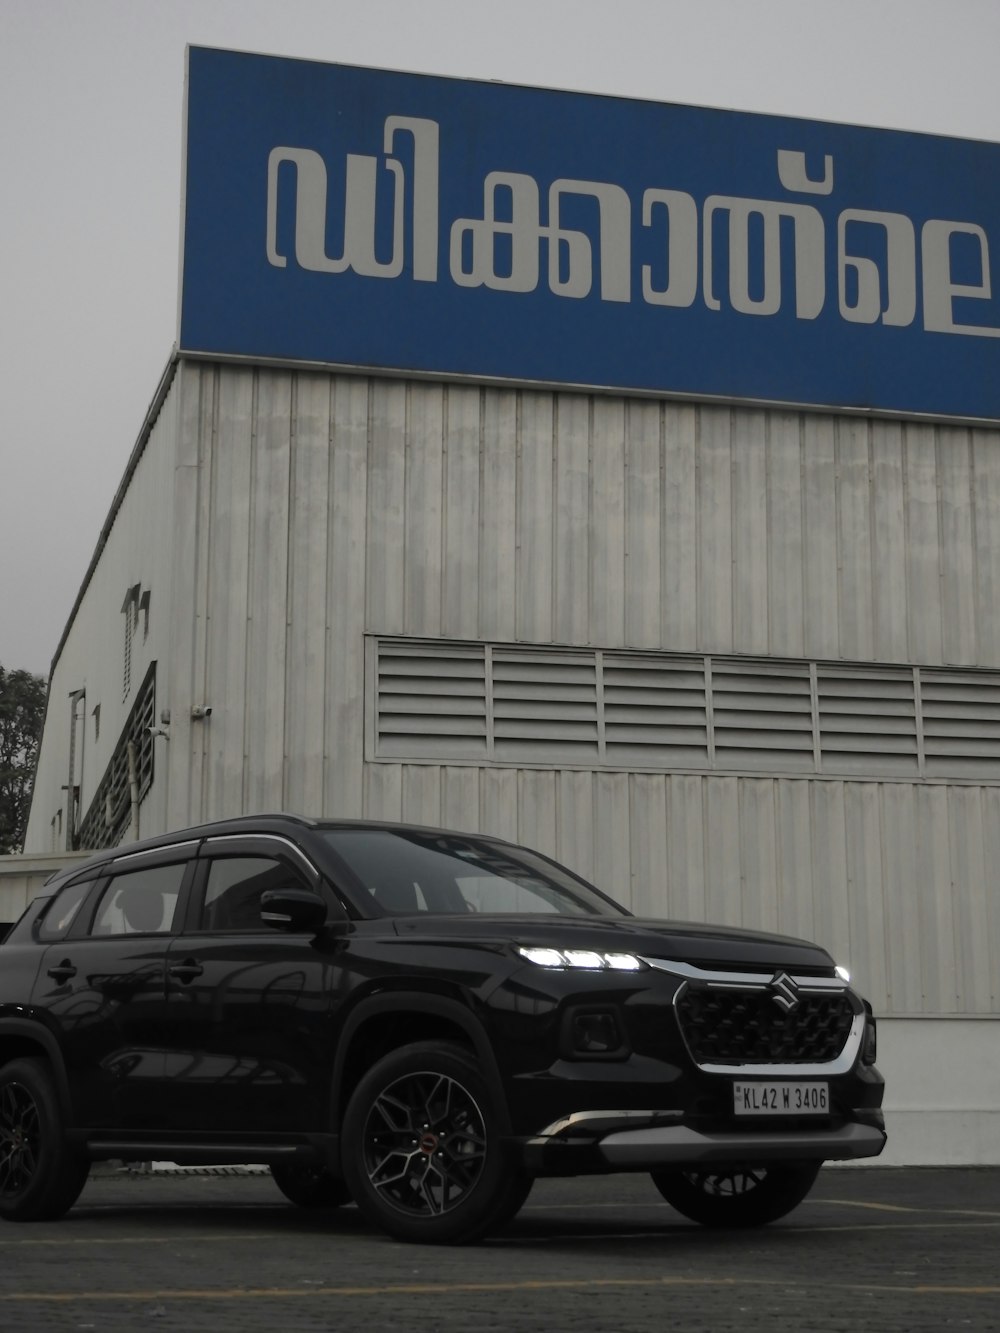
[46,960,77,983]
[168,959,204,983]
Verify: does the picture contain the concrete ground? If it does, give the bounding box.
[2,1167,999,1332]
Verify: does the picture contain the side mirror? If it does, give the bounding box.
[260,886,328,933]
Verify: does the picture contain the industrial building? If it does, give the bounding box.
[16,46,1000,1163]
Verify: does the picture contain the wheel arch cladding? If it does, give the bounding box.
[0,1022,74,1123]
[331,991,511,1133]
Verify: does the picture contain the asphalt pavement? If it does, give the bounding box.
[3,1166,999,1332]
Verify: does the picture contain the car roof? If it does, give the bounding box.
[46,814,516,886]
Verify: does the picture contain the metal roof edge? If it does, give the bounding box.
[178,347,1000,432]
[48,351,181,681]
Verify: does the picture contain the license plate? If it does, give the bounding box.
[733,1080,829,1116]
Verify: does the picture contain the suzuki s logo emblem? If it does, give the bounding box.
[770,972,801,1013]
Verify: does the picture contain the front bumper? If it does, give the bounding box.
[596,1119,885,1167]
[519,1107,886,1175]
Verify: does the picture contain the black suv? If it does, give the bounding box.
[0,814,884,1243]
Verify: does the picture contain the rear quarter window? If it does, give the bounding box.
[2,894,53,946]
[37,879,96,942]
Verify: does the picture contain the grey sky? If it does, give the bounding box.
[2,0,999,676]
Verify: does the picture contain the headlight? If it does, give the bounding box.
[517,946,645,971]
[835,964,851,983]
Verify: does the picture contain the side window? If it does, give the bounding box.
[37,880,96,941]
[90,864,186,937]
[199,857,309,933]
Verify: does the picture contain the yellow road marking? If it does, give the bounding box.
[4,1218,1000,1250]
[814,1198,919,1212]
[3,1275,1000,1303]
[490,1222,1000,1244]
[0,1233,276,1247]
[772,1222,1000,1234]
[816,1198,1000,1219]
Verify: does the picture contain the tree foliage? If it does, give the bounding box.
[0,665,47,854]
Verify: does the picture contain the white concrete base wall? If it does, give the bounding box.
[0,853,90,923]
[860,1018,1000,1167]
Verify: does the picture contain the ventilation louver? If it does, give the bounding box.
[371,639,1000,782]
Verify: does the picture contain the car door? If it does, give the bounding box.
[34,847,196,1129]
[162,834,347,1133]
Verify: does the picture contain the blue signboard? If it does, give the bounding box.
[180,46,1000,421]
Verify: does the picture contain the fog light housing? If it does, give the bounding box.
[564,1006,628,1059]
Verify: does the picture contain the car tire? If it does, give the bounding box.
[0,1058,90,1223]
[650,1161,822,1228]
[269,1162,353,1209]
[341,1040,517,1245]
[488,1173,534,1230]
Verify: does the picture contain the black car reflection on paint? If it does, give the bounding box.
[0,814,885,1243]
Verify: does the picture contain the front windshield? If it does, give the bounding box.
[320,829,628,918]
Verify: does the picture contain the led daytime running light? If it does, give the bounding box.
[517,946,644,971]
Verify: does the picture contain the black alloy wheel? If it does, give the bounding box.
[0,1058,90,1222]
[650,1161,822,1227]
[269,1162,353,1209]
[0,1077,38,1197]
[341,1040,526,1244]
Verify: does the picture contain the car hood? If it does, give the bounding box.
[390,913,835,972]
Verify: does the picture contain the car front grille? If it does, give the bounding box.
[675,983,856,1065]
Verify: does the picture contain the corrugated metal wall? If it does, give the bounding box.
[172,364,1000,672]
[24,383,180,852]
[149,360,1000,1019]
